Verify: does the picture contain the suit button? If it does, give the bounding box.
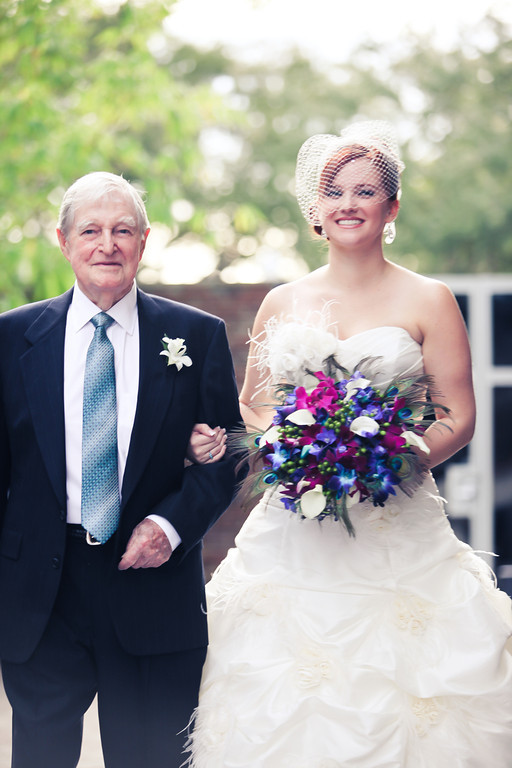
[52,556,61,569]
[60,510,66,521]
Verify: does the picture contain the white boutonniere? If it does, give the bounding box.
[160,336,193,371]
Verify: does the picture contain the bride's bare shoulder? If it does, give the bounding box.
[389,262,453,298]
[261,268,327,311]
[386,263,460,338]
[268,267,326,301]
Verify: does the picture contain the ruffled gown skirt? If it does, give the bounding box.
[187,475,512,767]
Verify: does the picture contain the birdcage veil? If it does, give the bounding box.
[295,120,405,228]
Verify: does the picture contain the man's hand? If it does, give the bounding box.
[118,519,172,570]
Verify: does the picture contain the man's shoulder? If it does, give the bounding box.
[0,290,72,342]
[0,296,57,324]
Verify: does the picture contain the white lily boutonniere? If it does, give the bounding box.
[160,336,193,371]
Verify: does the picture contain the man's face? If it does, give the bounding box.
[57,194,149,310]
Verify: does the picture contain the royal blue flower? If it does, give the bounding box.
[361,404,383,419]
[369,445,388,460]
[365,466,398,505]
[352,387,375,406]
[308,443,327,458]
[273,403,297,424]
[328,469,357,494]
[268,444,288,470]
[316,427,337,445]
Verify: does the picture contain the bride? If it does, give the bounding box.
[185,120,512,767]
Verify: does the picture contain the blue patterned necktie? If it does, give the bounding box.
[81,312,120,544]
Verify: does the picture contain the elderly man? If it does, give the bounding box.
[0,172,241,767]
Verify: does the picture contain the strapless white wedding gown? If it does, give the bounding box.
[186,323,512,768]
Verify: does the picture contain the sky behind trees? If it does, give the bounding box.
[167,0,511,65]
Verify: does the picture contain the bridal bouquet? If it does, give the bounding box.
[238,359,446,536]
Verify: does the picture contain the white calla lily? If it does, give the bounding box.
[346,378,371,393]
[287,409,316,425]
[160,336,192,370]
[304,373,322,392]
[344,378,371,401]
[300,487,327,519]
[349,416,380,437]
[260,425,281,445]
[402,430,431,454]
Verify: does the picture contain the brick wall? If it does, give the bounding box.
[143,279,277,575]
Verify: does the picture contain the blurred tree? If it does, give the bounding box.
[166,14,512,279]
[1,3,511,307]
[391,14,512,273]
[0,0,228,308]
[165,44,403,278]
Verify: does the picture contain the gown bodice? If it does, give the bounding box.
[256,319,424,390]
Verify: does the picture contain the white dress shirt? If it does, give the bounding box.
[64,282,181,551]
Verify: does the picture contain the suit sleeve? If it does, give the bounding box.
[148,319,243,557]
[0,370,9,532]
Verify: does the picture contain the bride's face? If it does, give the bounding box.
[316,157,398,245]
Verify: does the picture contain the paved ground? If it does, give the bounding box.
[0,673,104,767]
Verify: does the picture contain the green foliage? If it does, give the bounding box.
[0,0,220,308]
[1,3,510,308]
[168,17,512,277]
[170,44,404,273]
[392,17,512,273]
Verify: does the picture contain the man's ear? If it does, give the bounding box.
[56,229,71,263]
[138,228,150,262]
[56,229,66,251]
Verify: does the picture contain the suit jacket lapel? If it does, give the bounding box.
[19,288,181,512]
[20,290,73,510]
[121,291,178,506]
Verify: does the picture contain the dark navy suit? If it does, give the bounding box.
[0,286,241,766]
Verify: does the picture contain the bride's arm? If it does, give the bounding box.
[239,287,288,433]
[419,280,475,468]
[188,284,295,462]
[238,341,276,433]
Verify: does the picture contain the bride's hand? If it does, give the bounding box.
[187,423,227,465]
